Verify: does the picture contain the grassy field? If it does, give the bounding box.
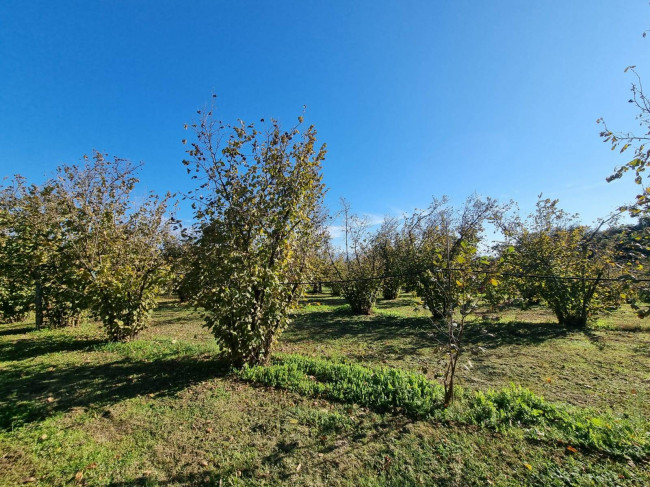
[1,294,649,486]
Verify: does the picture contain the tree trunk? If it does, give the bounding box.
[563,314,588,328]
[34,279,43,330]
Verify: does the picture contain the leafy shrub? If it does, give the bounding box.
[382,278,401,300]
[373,217,404,300]
[330,282,343,296]
[43,273,87,329]
[342,279,381,315]
[186,113,326,366]
[52,154,174,341]
[90,270,166,341]
[0,276,31,323]
[508,198,625,328]
[328,201,383,315]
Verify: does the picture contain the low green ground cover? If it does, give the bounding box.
[241,354,648,461]
[1,296,648,485]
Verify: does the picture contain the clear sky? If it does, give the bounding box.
[0,0,647,226]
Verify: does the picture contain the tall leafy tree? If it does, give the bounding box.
[0,177,86,328]
[54,153,174,340]
[373,217,404,300]
[507,198,624,328]
[326,199,383,314]
[0,179,36,324]
[185,110,326,367]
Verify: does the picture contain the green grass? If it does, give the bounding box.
[0,294,649,485]
[283,294,650,417]
[240,354,649,461]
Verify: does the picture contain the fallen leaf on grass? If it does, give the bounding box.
[199,460,209,467]
[566,446,578,453]
[74,471,83,483]
[524,463,532,470]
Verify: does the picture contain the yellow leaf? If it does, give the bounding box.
[566,446,578,453]
[524,463,532,471]
[490,278,499,286]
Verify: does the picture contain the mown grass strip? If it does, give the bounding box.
[240,354,650,461]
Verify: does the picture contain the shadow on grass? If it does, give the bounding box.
[0,355,230,431]
[463,321,574,349]
[289,309,430,342]
[288,306,578,357]
[0,325,34,337]
[151,314,202,327]
[106,414,413,487]
[375,297,419,309]
[155,300,190,312]
[0,334,106,362]
[286,309,435,363]
[299,294,348,307]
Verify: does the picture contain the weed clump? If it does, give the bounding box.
[240,355,650,460]
[240,354,445,418]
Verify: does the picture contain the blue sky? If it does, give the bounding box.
[0,0,647,227]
